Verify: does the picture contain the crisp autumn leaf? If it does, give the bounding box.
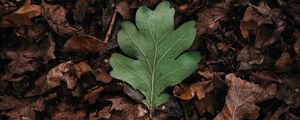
[214,73,264,120]
[109,1,201,117]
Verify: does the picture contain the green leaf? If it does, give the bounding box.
[109,1,201,116]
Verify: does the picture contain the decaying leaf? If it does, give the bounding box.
[236,46,264,70]
[95,67,112,84]
[61,35,107,54]
[116,1,130,20]
[0,94,56,120]
[275,51,292,71]
[41,1,83,36]
[25,61,93,96]
[0,34,55,81]
[173,80,213,100]
[240,2,285,48]
[196,3,229,36]
[293,30,300,55]
[109,1,201,116]
[50,102,86,120]
[0,0,41,28]
[83,86,104,104]
[214,73,272,120]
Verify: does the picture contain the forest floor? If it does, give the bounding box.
[0,0,300,120]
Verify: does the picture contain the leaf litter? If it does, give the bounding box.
[0,0,300,119]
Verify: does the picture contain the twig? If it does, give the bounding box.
[104,11,117,43]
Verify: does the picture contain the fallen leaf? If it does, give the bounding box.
[276,83,300,108]
[240,3,285,48]
[0,96,21,111]
[293,30,300,55]
[72,0,95,23]
[196,3,229,36]
[0,0,41,28]
[240,3,273,38]
[236,46,264,70]
[275,51,292,71]
[52,111,86,120]
[0,34,55,81]
[61,35,107,54]
[1,94,55,120]
[215,73,264,120]
[173,80,213,100]
[41,1,83,36]
[264,106,290,120]
[25,61,93,96]
[0,0,18,15]
[16,22,47,42]
[95,67,112,83]
[83,86,104,104]
[116,1,130,20]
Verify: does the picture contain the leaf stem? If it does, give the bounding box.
[104,11,117,43]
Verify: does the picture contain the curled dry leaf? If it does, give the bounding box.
[215,73,273,120]
[41,1,83,36]
[61,35,107,54]
[196,3,229,36]
[0,0,41,28]
[173,80,213,100]
[25,61,93,97]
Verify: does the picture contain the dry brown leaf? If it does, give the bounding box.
[236,46,264,70]
[0,0,41,28]
[173,80,213,100]
[41,1,83,36]
[16,22,47,42]
[240,3,273,38]
[240,3,284,48]
[61,35,107,54]
[214,73,264,120]
[275,51,292,71]
[25,61,93,97]
[72,0,95,23]
[196,3,229,36]
[83,86,104,104]
[95,68,112,83]
[1,94,56,120]
[293,30,300,55]
[0,34,55,81]
[106,97,141,120]
[116,1,130,20]
[0,96,21,111]
[50,102,86,120]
